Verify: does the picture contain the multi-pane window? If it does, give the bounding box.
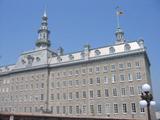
[119,63,124,69]
[88,67,93,73]
[111,64,116,71]
[82,105,87,114]
[122,103,127,113]
[56,106,60,114]
[105,104,110,114]
[137,86,142,95]
[57,82,60,88]
[63,93,67,100]
[69,106,73,114]
[135,61,140,68]
[51,82,54,88]
[113,104,118,113]
[103,65,108,72]
[96,77,101,84]
[57,93,60,100]
[69,92,72,100]
[82,91,87,98]
[82,68,86,74]
[121,88,126,96]
[112,74,116,83]
[63,106,66,114]
[75,70,79,76]
[90,105,94,114]
[128,73,132,81]
[105,89,109,97]
[140,108,145,113]
[113,88,118,96]
[131,103,136,113]
[130,86,135,95]
[120,74,125,82]
[127,62,132,68]
[51,94,54,100]
[76,106,80,114]
[97,105,102,114]
[75,92,79,99]
[89,90,94,98]
[104,76,108,84]
[95,66,100,73]
[97,90,101,97]
[69,70,73,76]
[82,79,86,85]
[75,80,79,86]
[136,72,142,80]
[63,81,67,87]
[40,94,44,101]
[69,80,73,87]
[89,78,93,84]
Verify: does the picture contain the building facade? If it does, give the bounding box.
[0,11,154,120]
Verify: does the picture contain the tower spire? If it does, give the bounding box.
[115,6,125,44]
[36,9,51,48]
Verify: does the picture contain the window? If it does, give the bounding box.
[75,80,79,86]
[127,63,131,68]
[137,86,142,95]
[128,73,132,81]
[105,89,109,97]
[113,104,118,113]
[121,88,126,96]
[97,90,101,97]
[89,78,93,84]
[51,94,54,100]
[82,79,86,85]
[119,63,124,69]
[63,93,67,100]
[89,90,94,98]
[96,77,101,84]
[95,49,101,56]
[63,106,66,114]
[112,74,116,83]
[130,86,135,95]
[113,88,117,96]
[89,67,93,73]
[76,92,79,99]
[51,82,54,88]
[109,47,115,54]
[69,92,72,100]
[103,65,108,72]
[82,105,87,114]
[111,64,116,71]
[95,66,100,73]
[57,82,60,88]
[63,81,67,87]
[124,44,131,51]
[69,80,73,87]
[82,68,86,74]
[82,91,86,98]
[41,83,44,88]
[105,104,110,114]
[136,72,142,80]
[75,70,79,76]
[56,106,60,114]
[57,93,60,100]
[122,103,127,113]
[97,105,102,114]
[104,76,108,84]
[90,105,94,114]
[69,70,73,76]
[40,94,44,101]
[135,61,140,68]
[69,106,73,114]
[131,103,136,113]
[120,74,125,82]
[76,106,80,114]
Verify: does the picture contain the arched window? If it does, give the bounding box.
[124,44,131,51]
[95,49,101,56]
[109,47,115,54]
[69,54,74,60]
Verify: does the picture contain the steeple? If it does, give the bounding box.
[36,10,51,48]
[115,7,125,44]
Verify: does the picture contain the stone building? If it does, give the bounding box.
[0,11,155,120]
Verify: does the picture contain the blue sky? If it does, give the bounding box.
[0,0,160,108]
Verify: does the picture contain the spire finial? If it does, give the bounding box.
[115,6,125,44]
[43,5,47,17]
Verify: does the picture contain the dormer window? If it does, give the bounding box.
[57,56,62,62]
[124,43,131,51]
[95,49,101,56]
[109,47,115,54]
[69,54,74,60]
[36,57,41,62]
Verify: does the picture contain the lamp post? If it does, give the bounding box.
[139,84,156,120]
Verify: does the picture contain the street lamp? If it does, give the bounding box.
[139,84,156,120]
